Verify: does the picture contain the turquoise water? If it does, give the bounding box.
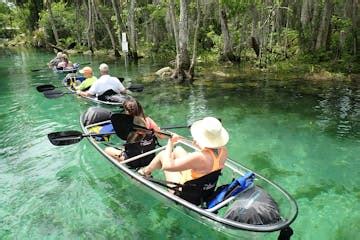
[0,48,359,239]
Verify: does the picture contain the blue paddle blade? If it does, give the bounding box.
[207,172,255,209]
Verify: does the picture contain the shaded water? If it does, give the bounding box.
[0,48,359,239]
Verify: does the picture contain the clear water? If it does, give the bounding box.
[0,48,359,239]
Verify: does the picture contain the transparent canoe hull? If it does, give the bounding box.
[79,114,298,234]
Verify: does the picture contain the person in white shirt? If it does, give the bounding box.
[78,63,126,99]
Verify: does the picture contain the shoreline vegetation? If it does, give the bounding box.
[0,1,358,82]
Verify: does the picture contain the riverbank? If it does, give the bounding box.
[1,41,359,83]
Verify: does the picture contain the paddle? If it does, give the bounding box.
[31,62,90,72]
[127,84,144,92]
[41,84,143,98]
[48,130,115,146]
[36,76,85,92]
[161,124,191,130]
[43,89,75,98]
[37,84,66,92]
[48,113,171,146]
[116,77,143,92]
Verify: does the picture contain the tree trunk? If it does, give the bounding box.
[315,0,334,50]
[46,0,59,45]
[85,0,95,53]
[169,0,180,57]
[90,0,97,49]
[75,0,82,44]
[284,8,289,59]
[250,4,260,58]
[347,0,359,56]
[311,0,320,50]
[219,3,233,61]
[128,0,138,59]
[28,0,43,32]
[268,8,275,59]
[94,1,119,57]
[111,0,125,52]
[219,3,238,62]
[300,0,312,28]
[189,0,201,79]
[150,0,162,52]
[172,0,190,81]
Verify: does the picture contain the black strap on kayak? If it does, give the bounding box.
[142,170,221,206]
[143,176,183,191]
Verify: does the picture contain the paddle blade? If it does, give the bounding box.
[36,84,56,92]
[48,131,84,146]
[43,89,65,99]
[128,84,144,92]
[117,77,125,83]
[111,113,171,139]
[110,113,135,140]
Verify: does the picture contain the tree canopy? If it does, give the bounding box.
[0,0,358,77]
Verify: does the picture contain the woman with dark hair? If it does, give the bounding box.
[104,99,161,167]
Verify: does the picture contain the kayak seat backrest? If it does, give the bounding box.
[175,169,222,206]
[97,89,118,101]
[123,133,158,169]
[109,113,160,169]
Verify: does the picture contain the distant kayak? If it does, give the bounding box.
[53,63,80,73]
[62,75,131,106]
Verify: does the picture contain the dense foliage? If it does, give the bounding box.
[0,0,359,73]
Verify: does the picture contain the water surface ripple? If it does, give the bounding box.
[0,49,359,239]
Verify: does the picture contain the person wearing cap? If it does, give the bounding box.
[74,66,97,91]
[78,63,126,99]
[48,52,63,68]
[139,117,229,198]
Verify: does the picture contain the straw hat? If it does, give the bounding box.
[190,117,229,148]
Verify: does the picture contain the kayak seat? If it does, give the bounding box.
[109,113,162,169]
[98,89,118,101]
[175,169,222,206]
[98,89,131,104]
[123,133,159,169]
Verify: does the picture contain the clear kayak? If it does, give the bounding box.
[53,63,80,73]
[62,76,130,106]
[79,113,298,238]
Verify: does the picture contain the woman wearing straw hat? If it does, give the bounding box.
[139,117,229,188]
